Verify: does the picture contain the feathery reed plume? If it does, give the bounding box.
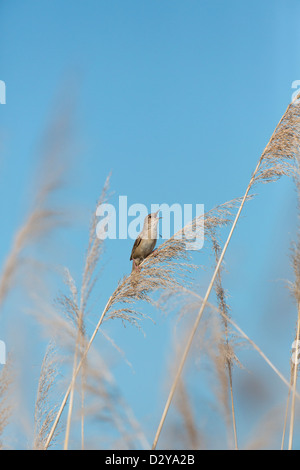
[33,342,60,450]
[44,196,246,449]
[253,95,300,185]
[102,197,250,330]
[33,342,61,450]
[63,175,110,450]
[210,231,239,449]
[0,358,13,449]
[152,93,300,449]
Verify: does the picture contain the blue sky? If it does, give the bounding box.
[1,0,300,449]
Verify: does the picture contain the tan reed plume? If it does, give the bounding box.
[33,342,60,450]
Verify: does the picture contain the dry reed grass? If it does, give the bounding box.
[151,92,300,450]
[0,95,74,448]
[33,342,60,450]
[1,91,300,450]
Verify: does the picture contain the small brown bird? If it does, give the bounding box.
[130,210,161,272]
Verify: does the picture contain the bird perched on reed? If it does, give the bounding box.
[130,211,161,272]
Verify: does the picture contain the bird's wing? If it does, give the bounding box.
[130,235,141,260]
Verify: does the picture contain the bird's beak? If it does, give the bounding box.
[155,210,162,219]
